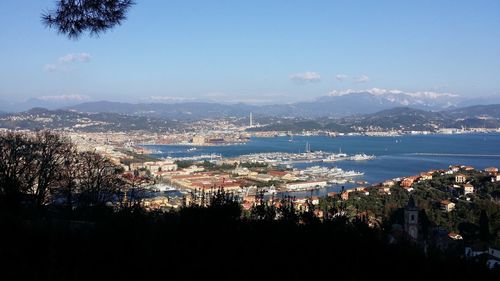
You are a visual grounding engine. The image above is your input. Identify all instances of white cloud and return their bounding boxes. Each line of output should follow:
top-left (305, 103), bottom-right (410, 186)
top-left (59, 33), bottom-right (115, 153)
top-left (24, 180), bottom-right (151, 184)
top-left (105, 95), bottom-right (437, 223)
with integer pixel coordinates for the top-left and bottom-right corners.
top-left (290, 71), bottom-right (321, 83)
top-left (43, 64), bottom-right (57, 72)
top-left (146, 96), bottom-right (196, 103)
top-left (327, 88), bottom-right (459, 98)
top-left (335, 74), bottom-right (348, 81)
top-left (353, 75), bottom-right (370, 83)
top-left (38, 94), bottom-right (90, 102)
top-left (58, 53), bottom-right (91, 63)
top-left (44, 52), bottom-right (91, 72)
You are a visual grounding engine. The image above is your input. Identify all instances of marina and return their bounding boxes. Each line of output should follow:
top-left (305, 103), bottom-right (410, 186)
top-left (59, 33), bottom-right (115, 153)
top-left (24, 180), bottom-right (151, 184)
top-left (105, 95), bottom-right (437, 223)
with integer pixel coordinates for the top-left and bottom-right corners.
top-left (145, 133), bottom-right (500, 187)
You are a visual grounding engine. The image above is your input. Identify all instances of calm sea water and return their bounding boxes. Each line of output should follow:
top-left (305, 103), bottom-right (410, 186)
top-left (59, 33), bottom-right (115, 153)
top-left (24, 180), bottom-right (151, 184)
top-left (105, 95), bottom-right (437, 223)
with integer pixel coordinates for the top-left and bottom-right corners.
top-left (144, 134), bottom-right (500, 197)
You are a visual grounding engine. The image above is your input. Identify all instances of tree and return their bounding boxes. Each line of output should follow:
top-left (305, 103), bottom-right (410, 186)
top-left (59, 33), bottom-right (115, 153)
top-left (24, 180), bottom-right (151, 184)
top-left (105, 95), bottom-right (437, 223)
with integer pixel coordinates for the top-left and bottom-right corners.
top-left (30, 131), bottom-right (74, 208)
top-left (76, 150), bottom-right (123, 207)
top-left (479, 210), bottom-right (491, 242)
top-left (42, 0), bottom-right (135, 39)
top-left (0, 132), bottom-right (37, 209)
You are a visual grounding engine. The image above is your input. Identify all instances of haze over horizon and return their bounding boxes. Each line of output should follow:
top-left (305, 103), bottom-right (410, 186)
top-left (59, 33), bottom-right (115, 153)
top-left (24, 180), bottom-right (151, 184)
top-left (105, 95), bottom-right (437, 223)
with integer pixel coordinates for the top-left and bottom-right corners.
top-left (1, 1), bottom-right (500, 105)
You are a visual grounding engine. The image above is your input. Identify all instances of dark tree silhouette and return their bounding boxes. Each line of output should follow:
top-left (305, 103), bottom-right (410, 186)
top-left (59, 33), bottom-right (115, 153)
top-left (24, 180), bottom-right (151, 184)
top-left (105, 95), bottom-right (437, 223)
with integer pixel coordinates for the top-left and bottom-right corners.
top-left (0, 132), bottom-right (37, 209)
top-left (76, 150), bottom-right (123, 207)
top-left (42, 0), bottom-right (135, 39)
top-left (479, 210), bottom-right (491, 242)
top-left (30, 131), bottom-right (74, 208)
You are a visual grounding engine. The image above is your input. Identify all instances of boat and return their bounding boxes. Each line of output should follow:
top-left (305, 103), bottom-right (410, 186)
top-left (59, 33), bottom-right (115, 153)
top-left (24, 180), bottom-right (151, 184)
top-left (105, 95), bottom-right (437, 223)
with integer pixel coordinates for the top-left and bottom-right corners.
top-left (264, 187), bottom-right (278, 195)
top-left (341, 170), bottom-right (364, 177)
top-left (322, 153), bottom-right (348, 162)
top-left (349, 154), bottom-right (375, 161)
top-left (150, 184), bottom-right (177, 192)
top-left (187, 147), bottom-right (197, 152)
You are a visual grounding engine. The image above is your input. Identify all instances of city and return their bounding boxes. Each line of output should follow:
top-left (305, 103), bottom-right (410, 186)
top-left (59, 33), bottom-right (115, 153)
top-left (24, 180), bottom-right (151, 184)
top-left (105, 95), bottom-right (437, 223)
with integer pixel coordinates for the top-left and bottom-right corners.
top-left (0, 1), bottom-right (499, 280)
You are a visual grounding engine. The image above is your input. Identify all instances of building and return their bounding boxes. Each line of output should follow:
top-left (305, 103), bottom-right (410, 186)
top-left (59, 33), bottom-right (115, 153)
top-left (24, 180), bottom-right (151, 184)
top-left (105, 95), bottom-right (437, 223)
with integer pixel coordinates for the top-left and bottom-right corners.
top-left (484, 167), bottom-right (498, 173)
top-left (491, 173), bottom-right (500, 182)
top-left (378, 186), bottom-right (391, 195)
top-left (404, 197), bottom-right (419, 240)
top-left (440, 200), bottom-right (455, 212)
top-left (419, 172), bottom-right (433, 180)
top-left (455, 174), bottom-right (466, 183)
top-left (401, 176), bottom-right (418, 188)
top-left (144, 161), bottom-right (177, 172)
top-left (382, 180), bottom-right (395, 187)
top-left (191, 135), bottom-right (206, 145)
top-left (486, 247), bottom-right (500, 269)
top-left (285, 181), bottom-right (328, 191)
top-left (340, 191), bottom-right (349, 201)
top-left (463, 183), bottom-right (474, 195)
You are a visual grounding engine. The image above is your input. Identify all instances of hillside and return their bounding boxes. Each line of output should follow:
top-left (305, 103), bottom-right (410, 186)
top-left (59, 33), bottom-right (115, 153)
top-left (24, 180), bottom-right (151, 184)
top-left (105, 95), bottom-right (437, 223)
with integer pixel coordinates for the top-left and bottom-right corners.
top-left (249, 105), bottom-right (500, 132)
top-left (0, 108), bottom-right (180, 132)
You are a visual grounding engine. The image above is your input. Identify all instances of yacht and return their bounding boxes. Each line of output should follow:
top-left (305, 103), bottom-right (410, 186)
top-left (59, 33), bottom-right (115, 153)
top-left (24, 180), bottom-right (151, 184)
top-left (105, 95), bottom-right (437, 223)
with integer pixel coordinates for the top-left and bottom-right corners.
top-left (342, 170), bottom-right (364, 177)
top-left (349, 154), bottom-right (375, 161)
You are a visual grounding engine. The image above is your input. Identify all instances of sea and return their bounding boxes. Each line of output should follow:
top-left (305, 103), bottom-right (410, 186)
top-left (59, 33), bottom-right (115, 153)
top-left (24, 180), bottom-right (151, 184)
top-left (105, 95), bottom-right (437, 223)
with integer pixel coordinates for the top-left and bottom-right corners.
top-left (143, 133), bottom-right (500, 197)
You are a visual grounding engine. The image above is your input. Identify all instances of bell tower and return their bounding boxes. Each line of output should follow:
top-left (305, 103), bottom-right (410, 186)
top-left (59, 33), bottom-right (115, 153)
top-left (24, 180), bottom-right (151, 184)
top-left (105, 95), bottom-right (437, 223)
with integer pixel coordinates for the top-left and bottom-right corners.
top-left (404, 197), bottom-right (419, 240)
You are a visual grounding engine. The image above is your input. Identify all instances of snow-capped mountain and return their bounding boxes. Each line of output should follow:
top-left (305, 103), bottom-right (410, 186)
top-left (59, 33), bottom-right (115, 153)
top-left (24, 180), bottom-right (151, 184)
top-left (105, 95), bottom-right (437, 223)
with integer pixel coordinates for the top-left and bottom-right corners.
top-left (324, 88), bottom-right (461, 109)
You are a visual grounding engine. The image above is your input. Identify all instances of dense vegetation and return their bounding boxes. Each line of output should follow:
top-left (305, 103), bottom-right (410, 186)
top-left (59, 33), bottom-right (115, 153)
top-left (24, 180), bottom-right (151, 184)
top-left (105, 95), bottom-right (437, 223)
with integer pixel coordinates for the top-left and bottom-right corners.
top-left (0, 131), bottom-right (499, 280)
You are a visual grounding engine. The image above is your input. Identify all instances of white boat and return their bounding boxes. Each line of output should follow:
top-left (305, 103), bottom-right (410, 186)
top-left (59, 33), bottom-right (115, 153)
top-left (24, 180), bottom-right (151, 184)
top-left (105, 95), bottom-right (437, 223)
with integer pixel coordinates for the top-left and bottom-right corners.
top-left (322, 153), bottom-right (348, 162)
top-left (349, 154), bottom-right (375, 161)
top-left (264, 187), bottom-right (278, 195)
top-left (150, 184), bottom-right (177, 192)
top-left (341, 170), bottom-right (364, 177)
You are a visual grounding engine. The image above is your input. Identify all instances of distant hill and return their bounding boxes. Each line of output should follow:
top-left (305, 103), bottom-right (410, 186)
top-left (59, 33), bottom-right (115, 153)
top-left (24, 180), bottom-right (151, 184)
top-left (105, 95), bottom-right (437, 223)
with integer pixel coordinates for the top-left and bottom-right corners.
top-left (0, 108), bottom-right (180, 132)
top-left (444, 104), bottom-right (500, 119)
top-left (67, 101), bottom-right (259, 120)
top-left (0, 96), bottom-right (90, 112)
top-left (249, 104), bottom-right (500, 132)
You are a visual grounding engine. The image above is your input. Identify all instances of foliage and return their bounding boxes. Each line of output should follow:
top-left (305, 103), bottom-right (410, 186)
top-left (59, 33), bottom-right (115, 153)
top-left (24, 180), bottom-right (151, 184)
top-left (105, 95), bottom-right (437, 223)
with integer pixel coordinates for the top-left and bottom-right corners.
top-left (42, 0), bottom-right (135, 39)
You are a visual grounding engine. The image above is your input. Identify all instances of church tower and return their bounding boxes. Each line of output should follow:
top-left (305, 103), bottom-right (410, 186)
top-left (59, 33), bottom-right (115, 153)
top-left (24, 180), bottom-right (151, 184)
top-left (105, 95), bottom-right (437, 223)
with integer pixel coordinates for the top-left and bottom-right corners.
top-left (404, 197), bottom-right (419, 240)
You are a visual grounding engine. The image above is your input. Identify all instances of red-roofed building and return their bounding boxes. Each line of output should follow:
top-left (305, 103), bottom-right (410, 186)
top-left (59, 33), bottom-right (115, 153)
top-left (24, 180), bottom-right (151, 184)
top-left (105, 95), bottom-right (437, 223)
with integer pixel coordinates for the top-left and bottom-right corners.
top-left (401, 176), bottom-right (419, 188)
top-left (485, 167), bottom-right (498, 173)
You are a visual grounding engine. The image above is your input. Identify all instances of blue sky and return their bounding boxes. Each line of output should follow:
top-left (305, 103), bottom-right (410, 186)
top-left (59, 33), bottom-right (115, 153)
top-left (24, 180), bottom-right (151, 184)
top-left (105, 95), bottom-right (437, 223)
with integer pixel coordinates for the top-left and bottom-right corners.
top-left (1, 0), bottom-right (500, 104)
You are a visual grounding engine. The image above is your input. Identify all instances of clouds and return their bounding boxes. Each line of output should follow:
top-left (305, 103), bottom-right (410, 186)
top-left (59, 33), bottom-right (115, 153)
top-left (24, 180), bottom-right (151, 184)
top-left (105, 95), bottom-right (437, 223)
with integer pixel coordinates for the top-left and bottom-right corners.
top-left (58, 53), bottom-right (91, 63)
top-left (38, 94), bottom-right (90, 102)
top-left (354, 75), bottom-right (370, 83)
top-left (290, 71), bottom-right (321, 83)
top-left (290, 72), bottom-right (371, 84)
top-left (44, 52), bottom-right (91, 72)
top-left (327, 88), bottom-right (458, 98)
top-left (145, 96), bottom-right (196, 103)
top-left (335, 74), bottom-right (348, 81)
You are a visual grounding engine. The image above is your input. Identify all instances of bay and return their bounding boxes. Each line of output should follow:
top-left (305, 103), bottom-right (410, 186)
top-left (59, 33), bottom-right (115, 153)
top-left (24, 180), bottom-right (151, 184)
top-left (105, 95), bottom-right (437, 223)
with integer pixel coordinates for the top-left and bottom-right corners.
top-left (144, 133), bottom-right (500, 197)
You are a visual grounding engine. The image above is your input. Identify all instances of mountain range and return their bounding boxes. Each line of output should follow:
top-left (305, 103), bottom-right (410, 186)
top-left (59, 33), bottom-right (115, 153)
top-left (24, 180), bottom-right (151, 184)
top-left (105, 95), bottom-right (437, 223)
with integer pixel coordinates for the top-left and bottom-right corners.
top-left (1, 104), bottom-right (499, 133)
top-left (3, 89), bottom-right (500, 119)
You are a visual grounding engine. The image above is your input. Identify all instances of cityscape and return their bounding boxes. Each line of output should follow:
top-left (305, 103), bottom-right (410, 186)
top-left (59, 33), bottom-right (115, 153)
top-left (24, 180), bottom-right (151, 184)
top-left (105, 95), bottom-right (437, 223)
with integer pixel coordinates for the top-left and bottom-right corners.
top-left (0, 1), bottom-right (499, 280)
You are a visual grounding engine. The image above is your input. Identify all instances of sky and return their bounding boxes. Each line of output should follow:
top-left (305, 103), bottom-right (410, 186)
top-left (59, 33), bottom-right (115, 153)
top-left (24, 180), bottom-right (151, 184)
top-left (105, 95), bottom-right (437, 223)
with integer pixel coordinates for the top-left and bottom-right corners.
top-left (1, 0), bottom-right (500, 105)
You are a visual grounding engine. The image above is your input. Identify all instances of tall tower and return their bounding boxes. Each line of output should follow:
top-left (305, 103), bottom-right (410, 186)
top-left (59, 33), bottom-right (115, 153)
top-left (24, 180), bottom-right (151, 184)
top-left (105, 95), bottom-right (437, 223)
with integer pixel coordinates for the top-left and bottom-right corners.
top-left (404, 197), bottom-right (419, 240)
top-left (249, 112), bottom-right (253, 127)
